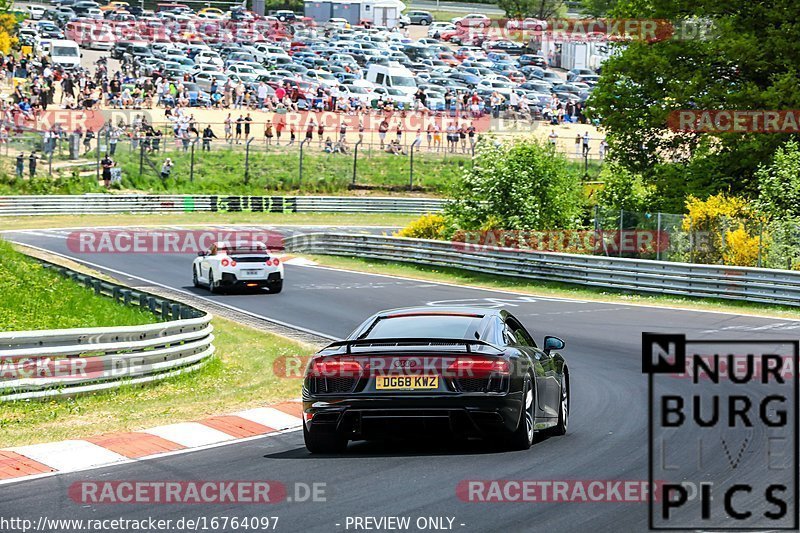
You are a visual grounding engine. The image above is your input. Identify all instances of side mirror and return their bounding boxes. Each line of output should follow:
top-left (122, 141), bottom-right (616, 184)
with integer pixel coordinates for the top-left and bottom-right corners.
top-left (543, 336), bottom-right (565, 354)
top-left (197, 251), bottom-right (207, 257)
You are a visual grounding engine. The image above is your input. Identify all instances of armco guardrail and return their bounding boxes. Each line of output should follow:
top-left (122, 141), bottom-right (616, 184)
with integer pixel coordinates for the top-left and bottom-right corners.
top-left (285, 233), bottom-right (800, 307)
top-left (0, 195), bottom-right (445, 216)
top-left (0, 260), bottom-right (214, 401)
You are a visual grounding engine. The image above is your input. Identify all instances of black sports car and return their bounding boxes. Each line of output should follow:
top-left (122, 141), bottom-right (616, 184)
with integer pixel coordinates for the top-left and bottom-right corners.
top-left (302, 307), bottom-right (569, 453)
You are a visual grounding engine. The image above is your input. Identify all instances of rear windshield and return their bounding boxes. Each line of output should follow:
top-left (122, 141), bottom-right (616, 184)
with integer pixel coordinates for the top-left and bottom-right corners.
top-left (232, 256), bottom-right (269, 263)
top-left (362, 315), bottom-right (483, 339)
top-left (220, 244), bottom-right (267, 254)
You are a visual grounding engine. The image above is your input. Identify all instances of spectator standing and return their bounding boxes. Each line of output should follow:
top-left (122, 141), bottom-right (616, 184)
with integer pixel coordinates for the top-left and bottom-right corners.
top-left (16, 152), bottom-right (24, 178)
top-left (202, 125), bottom-right (216, 151)
top-left (378, 118), bottom-right (389, 149)
top-left (224, 114), bottom-right (232, 144)
top-left (108, 127), bottom-right (119, 155)
top-left (264, 120), bottom-right (274, 146)
top-left (101, 153), bottom-right (113, 188)
top-left (28, 152), bottom-right (37, 178)
top-left (244, 113), bottom-right (253, 140)
top-left (235, 115), bottom-right (243, 144)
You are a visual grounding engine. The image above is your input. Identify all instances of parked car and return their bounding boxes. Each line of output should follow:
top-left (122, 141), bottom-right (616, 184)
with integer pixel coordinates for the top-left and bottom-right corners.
top-left (407, 10), bottom-right (433, 25)
top-left (452, 13), bottom-right (491, 28)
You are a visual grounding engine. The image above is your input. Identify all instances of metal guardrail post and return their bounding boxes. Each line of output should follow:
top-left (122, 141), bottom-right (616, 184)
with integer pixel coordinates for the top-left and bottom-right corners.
top-left (352, 140), bottom-right (361, 185)
top-left (96, 134), bottom-right (101, 182)
top-left (139, 140), bottom-right (145, 177)
top-left (409, 143), bottom-right (416, 190)
top-left (244, 137), bottom-right (254, 184)
top-left (190, 139), bottom-right (198, 182)
top-left (656, 212), bottom-right (662, 261)
top-left (299, 139), bottom-right (307, 189)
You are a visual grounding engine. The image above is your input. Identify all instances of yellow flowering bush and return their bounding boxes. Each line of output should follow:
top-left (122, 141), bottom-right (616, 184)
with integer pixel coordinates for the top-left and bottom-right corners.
top-left (396, 214), bottom-right (447, 240)
top-left (0, 14), bottom-right (18, 54)
top-left (681, 194), bottom-right (766, 265)
top-left (723, 224), bottom-right (762, 267)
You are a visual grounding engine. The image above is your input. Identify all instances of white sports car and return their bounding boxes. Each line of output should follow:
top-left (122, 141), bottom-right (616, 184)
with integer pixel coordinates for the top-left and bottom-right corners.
top-left (193, 241), bottom-right (284, 293)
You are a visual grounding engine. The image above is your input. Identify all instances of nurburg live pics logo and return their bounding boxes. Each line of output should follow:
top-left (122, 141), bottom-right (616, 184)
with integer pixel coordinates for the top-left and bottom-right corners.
top-left (642, 333), bottom-right (799, 530)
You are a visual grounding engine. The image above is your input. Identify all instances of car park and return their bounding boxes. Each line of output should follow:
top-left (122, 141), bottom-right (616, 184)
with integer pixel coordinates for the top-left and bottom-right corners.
top-left (17, 1), bottom-right (582, 128)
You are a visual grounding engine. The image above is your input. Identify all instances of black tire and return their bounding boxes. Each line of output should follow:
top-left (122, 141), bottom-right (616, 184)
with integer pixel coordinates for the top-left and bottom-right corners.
top-left (548, 372), bottom-right (569, 436)
top-left (267, 280), bottom-right (283, 294)
top-left (193, 267), bottom-right (200, 288)
top-left (208, 271), bottom-right (218, 294)
top-left (304, 423), bottom-right (347, 454)
top-left (507, 374), bottom-right (535, 450)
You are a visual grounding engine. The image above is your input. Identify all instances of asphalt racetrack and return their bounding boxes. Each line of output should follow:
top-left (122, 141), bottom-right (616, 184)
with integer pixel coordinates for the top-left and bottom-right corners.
top-left (2, 225), bottom-right (798, 532)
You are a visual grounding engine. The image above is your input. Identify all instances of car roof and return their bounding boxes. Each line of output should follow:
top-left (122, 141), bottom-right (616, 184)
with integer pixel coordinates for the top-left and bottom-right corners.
top-left (374, 306), bottom-right (501, 319)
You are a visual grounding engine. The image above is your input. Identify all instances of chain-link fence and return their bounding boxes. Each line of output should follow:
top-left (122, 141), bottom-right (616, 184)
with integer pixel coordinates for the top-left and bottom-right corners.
top-left (593, 207), bottom-right (800, 269)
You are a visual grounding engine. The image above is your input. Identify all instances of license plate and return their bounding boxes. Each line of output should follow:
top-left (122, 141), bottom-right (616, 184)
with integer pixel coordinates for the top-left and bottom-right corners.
top-left (376, 375), bottom-right (439, 390)
top-left (242, 269), bottom-right (261, 276)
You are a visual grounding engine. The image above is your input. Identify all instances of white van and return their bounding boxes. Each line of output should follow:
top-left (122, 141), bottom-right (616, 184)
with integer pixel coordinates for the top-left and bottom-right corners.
top-left (365, 63), bottom-right (417, 97)
top-left (49, 40), bottom-right (82, 69)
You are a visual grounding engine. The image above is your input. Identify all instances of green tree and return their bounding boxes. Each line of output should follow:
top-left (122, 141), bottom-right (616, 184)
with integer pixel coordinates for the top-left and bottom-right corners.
top-left (756, 139), bottom-right (800, 220)
top-left (445, 138), bottom-right (584, 230)
top-left (497, 0), bottom-right (565, 19)
top-left (594, 163), bottom-right (654, 211)
top-left (587, 0), bottom-right (800, 211)
top-left (579, 0), bottom-right (618, 17)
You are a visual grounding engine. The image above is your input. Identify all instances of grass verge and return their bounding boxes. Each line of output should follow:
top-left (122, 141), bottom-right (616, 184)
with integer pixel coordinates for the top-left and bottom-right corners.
top-left (304, 254), bottom-right (800, 320)
top-left (0, 148), bottom-right (472, 195)
top-left (0, 211), bottom-right (417, 231)
top-left (0, 316), bottom-right (309, 447)
top-left (0, 240), bottom-right (158, 331)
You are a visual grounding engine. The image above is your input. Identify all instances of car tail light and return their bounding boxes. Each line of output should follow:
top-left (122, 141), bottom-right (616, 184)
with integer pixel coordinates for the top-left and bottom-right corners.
top-left (308, 357), bottom-right (363, 377)
top-left (231, 260), bottom-right (237, 267)
top-left (221, 258), bottom-right (229, 266)
top-left (446, 357), bottom-right (510, 378)
top-left (272, 257), bottom-right (280, 265)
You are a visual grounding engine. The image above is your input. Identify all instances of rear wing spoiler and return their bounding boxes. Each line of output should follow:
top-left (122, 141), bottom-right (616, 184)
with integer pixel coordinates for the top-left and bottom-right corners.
top-left (323, 338), bottom-right (503, 354)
